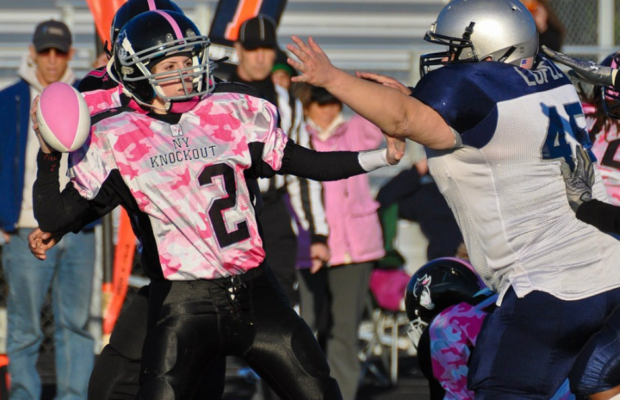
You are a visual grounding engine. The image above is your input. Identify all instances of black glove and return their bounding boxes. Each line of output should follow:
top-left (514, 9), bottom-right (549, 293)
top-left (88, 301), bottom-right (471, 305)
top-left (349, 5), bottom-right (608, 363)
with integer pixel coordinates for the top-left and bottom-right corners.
top-left (542, 45), bottom-right (617, 88)
top-left (561, 145), bottom-right (595, 212)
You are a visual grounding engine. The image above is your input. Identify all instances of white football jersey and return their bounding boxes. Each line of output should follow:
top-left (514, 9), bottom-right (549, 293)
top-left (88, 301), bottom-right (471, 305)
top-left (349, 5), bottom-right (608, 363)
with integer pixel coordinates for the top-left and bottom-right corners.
top-left (415, 58), bottom-right (620, 303)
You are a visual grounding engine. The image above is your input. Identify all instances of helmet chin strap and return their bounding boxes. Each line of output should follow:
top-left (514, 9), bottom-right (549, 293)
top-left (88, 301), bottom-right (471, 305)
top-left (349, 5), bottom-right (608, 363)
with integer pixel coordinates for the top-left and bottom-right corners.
top-left (107, 56), bottom-right (121, 84)
top-left (123, 88), bottom-right (200, 114)
top-left (454, 22), bottom-right (476, 61)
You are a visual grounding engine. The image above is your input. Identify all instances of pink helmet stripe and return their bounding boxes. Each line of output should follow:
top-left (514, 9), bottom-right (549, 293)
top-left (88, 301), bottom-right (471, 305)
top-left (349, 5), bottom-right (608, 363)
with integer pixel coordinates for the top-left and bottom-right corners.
top-left (153, 10), bottom-right (183, 40)
top-left (147, 0), bottom-right (157, 10)
top-left (436, 257), bottom-right (475, 272)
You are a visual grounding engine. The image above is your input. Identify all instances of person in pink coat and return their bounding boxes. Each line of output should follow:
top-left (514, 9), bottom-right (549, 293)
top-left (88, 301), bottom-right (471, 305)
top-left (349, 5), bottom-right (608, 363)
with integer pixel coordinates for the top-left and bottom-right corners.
top-left (296, 84), bottom-right (385, 400)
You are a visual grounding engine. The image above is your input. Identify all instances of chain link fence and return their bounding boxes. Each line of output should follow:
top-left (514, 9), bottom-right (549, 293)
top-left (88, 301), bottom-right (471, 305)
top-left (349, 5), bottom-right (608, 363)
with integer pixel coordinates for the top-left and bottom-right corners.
top-left (550, 0), bottom-right (598, 47)
top-left (549, 0), bottom-right (620, 59)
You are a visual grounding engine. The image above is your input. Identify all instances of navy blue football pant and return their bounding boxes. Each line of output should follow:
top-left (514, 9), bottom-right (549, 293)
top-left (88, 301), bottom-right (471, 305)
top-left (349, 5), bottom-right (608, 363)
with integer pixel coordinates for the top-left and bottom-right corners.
top-left (569, 304), bottom-right (620, 396)
top-left (136, 264), bottom-right (342, 400)
top-left (469, 286), bottom-right (620, 399)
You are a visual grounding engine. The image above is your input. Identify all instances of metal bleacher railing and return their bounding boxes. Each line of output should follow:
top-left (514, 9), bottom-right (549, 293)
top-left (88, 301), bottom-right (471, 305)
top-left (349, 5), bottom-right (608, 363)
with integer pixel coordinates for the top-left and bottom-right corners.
top-left (0, 0), bottom-right (444, 89)
top-left (0, 0), bottom-right (617, 89)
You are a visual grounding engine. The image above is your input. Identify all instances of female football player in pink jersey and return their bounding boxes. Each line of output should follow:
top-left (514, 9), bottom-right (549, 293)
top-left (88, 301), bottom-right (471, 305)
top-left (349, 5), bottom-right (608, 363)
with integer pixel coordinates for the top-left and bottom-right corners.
top-left (31, 9), bottom-right (402, 400)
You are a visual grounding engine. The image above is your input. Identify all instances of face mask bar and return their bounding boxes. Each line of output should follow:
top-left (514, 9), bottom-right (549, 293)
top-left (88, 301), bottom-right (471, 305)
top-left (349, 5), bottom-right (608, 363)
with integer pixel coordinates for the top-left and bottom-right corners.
top-left (603, 53), bottom-right (620, 119)
top-left (146, 52), bottom-right (213, 101)
top-left (406, 318), bottom-right (428, 350)
top-left (419, 25), bottom-right (477, 77)
top-left (118, 35), bottom-right (215, 101)
top-left (602, 85), bottom-right (620, 120)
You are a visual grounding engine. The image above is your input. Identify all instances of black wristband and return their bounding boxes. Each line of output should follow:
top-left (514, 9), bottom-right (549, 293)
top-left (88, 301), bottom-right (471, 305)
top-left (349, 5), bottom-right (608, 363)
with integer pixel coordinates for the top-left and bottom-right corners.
top-left (37, 149), bottom-right (62, 175)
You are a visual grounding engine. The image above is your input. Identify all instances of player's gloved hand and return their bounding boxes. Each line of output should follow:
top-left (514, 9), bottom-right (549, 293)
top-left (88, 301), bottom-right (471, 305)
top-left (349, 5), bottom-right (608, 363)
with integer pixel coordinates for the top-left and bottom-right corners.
top-left (561, 145), bottom-right (595, 212)
top-left (542, 45), bottom-right (618, 88)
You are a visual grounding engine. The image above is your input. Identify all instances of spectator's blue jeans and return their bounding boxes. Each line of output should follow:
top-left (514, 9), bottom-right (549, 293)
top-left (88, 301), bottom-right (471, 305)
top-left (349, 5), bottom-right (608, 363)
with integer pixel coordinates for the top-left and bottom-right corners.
top-left (3, 228), bottom-right (95, 400)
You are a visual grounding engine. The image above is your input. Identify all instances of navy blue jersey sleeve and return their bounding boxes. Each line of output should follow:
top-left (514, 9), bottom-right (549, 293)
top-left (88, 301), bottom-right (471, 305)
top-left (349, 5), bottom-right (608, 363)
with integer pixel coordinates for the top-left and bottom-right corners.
top-left (413, 59), bottom-right (572, 149)
top-left (412, 64), bottom-right (497, 136)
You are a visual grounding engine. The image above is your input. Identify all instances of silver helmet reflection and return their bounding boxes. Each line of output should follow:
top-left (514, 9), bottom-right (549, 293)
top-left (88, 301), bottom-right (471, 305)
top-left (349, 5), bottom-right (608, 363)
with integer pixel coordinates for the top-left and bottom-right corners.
top-left (420, 0), bottom-right (539, 76)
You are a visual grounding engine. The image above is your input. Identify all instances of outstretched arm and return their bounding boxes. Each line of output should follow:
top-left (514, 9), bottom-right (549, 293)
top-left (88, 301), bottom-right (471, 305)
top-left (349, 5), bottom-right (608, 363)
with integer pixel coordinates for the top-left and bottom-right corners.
top-left (280, 141), bottom-right (401, 181)
top-left (356, 71), bottom-right (413, 95)
top-left (542, 46), bottom-right (620, 90)
top-left (286, 36), bottom-right (455, 150)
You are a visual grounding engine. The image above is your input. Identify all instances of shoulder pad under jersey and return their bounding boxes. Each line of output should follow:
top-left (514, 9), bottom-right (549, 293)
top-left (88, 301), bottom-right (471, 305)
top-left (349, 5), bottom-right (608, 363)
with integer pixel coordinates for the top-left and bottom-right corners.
top-left (91, 106), bottom-right (136, 125)
top-left (78, 67), bottom-right (118, 93)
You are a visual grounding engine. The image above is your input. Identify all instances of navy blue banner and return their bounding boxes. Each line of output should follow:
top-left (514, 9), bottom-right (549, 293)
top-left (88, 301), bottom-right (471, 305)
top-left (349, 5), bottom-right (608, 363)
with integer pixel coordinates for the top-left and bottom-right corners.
top-left (209, 0), bottom-right (287, 48)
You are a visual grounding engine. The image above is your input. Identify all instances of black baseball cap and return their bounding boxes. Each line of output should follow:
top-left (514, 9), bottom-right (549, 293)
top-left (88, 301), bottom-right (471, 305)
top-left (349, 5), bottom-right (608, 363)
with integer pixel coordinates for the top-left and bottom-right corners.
top-left (310, 86), bottom-right (340, 105)
top-left (237, 15), bottom-right (277, 50)
top-left (33, 19), bottom-right (72, 53)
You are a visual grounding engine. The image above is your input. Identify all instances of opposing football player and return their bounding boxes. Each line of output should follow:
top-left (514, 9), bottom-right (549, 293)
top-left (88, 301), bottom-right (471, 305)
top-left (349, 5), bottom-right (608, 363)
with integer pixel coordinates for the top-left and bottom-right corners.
top-left (405, 257), bottom-right (487, 399)
top-left (288, 0), bottom-right (620, 398)
top-left (405, 257), bottom-right (575, 400)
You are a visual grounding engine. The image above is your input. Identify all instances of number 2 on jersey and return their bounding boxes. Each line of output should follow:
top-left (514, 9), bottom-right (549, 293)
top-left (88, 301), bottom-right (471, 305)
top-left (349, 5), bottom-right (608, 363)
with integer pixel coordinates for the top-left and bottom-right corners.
top-left (199, 163), bottom-right (250, 248)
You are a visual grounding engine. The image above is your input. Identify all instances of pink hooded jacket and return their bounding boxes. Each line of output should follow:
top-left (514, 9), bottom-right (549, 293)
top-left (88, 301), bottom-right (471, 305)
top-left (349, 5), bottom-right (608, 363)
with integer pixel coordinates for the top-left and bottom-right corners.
top-left (308, 114), bottom-right (385, 266)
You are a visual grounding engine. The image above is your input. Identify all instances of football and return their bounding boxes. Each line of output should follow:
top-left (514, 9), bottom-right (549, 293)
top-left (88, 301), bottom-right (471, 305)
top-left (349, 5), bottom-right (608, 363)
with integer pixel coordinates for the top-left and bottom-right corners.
top-left (36, 82), bottom-right (91, 153)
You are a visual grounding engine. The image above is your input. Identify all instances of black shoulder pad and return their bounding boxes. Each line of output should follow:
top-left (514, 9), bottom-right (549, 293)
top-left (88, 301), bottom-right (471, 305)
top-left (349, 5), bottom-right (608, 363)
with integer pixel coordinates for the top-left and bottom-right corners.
top-left (91, 106), bottom-right (135, 125)
top-left (213, 81), bottom-right (265, 100)
top-left (78, 67), bottom-right (118, 93)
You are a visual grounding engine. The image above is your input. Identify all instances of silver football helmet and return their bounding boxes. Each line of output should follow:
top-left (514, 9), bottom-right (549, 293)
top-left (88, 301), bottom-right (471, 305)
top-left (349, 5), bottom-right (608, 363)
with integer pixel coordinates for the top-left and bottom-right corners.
top-left (420, 0), bottom-right (539, 76)
top-left (601, 51), bottom-right (620, 119)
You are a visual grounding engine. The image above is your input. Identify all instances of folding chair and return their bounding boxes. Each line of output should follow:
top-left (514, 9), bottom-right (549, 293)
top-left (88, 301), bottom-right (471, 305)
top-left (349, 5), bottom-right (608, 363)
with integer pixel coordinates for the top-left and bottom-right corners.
top-left (358, 268), bottom-right (413, 386)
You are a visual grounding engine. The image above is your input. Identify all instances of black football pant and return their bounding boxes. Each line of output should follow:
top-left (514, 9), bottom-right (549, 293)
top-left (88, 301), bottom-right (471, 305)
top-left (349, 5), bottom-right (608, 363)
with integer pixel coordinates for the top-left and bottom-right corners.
top-left (87, 285), bottom-right (226, 399)
top-left (136, 264), bottom-right (342, 400)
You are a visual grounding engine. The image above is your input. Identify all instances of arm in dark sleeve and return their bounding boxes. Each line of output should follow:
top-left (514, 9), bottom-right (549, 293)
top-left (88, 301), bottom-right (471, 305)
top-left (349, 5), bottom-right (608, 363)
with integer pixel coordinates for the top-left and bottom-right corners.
top-left (576, 199), bottom-right (620, 234)
top-left (34, 150), bottom-right (117, 233)
top-left (280, 141), bottom-right (366, 181)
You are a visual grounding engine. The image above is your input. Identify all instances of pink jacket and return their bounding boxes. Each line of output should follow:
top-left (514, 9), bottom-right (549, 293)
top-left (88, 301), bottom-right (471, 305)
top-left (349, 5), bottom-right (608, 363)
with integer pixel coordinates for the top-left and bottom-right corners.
top-left (308, 114), bottom-right (385, 266)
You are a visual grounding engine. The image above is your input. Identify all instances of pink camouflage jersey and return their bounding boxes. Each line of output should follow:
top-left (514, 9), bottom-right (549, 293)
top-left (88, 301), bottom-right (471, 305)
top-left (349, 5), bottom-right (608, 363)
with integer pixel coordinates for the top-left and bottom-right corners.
top-left (583, 102), bottom-right (620, 205)
top-left (69, 86), bottom-right (288, 281)
top-left (429, 292), bottom-right (496, 399)
top-left (429, 291), bottom-right (574, 400)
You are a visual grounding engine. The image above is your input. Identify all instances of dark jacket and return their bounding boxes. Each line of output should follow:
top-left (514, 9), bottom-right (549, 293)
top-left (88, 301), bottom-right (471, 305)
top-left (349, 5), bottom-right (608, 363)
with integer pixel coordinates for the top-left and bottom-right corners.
top-left (0, 78), bottom-right (96, 232)
top-left (0, 79), bottom-right (36, 231)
